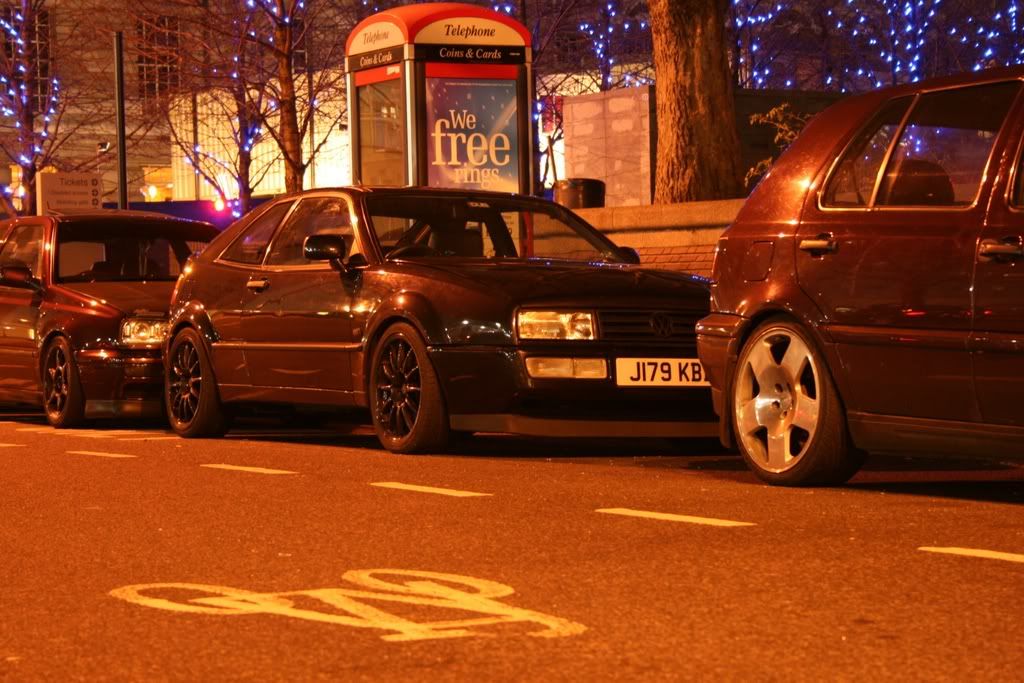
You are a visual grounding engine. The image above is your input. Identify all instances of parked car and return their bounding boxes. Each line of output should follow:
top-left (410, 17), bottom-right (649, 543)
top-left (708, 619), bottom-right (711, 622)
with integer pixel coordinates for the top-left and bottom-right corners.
top-left (698, 66), bottom-right (1024, 485)
top-left (164, 187), bottom-right (716, 452)
top-left (0, 212), bottom-right (218, 426)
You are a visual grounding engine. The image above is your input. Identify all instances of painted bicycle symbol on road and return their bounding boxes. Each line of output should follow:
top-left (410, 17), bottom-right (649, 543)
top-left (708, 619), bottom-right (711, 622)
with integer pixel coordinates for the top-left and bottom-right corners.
top-left (111, 569), bottom-right (586, 642)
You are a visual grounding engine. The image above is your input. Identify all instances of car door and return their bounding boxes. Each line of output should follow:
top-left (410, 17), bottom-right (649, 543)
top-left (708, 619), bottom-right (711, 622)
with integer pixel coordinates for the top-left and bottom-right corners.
top-left (971, 89), bottom-right (1024, 425)
top-left (241, 192), bottom-right (364, 401)
top-left (798, 81), bottom-right (1020, 422)
top-left (206, 200), bottom-right (295, 388)
top-left (0, 220), bottom-right (48, 402)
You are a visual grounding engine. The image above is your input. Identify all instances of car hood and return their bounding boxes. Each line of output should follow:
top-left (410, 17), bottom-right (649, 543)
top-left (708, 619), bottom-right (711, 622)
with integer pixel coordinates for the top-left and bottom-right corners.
top-left (55, 281), bottom-right (177, 317)
top-left (399, 260), bottom-right (710, 309)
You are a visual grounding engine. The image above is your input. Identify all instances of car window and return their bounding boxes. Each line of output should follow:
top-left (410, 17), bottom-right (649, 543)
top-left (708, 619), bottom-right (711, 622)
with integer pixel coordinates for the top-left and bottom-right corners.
top-left (264, 196), bottom-right (360, 266)
top-left (54, 220), bottom-right (216, 283)
top-left (220, 201), bottom-right (292, 264)
top-left (365, 195), bottom-right (623, 263)
top-left (0, 223), bottom-right (44, 279)
top-left (822, 98), bottom-right (912, 208)
top-left (876, 81), bottom-right (1021, 207)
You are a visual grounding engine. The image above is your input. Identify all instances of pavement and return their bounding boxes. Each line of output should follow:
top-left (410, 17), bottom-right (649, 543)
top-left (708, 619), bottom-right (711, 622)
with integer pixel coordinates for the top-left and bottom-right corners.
top-left (1, 410), bottom-right (1022, 680)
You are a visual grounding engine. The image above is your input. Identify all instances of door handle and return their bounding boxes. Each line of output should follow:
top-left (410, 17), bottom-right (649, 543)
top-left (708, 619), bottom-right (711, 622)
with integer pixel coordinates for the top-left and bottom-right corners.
top-left (246, 277), bottom-right (270, 292)
top-left (798, 233), bottom-right (837, 255)
top-left (978, 237), bottom-right (1024, 260)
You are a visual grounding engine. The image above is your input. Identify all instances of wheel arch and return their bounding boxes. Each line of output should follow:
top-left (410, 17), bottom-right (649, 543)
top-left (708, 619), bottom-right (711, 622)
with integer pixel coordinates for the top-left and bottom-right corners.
top-left (167, 301), bottom-right (219, 347)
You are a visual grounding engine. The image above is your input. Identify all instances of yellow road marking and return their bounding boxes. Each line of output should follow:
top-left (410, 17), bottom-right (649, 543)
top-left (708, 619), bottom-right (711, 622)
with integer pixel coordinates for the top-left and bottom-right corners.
top-left (0, 443), bottom-right (26, 448)
top-left (201, 464), bottom-right (297, 475)
top-left (111, 569), bottom-right (586, 642)
top-left (67, 450), bottom-right (137, 459)
top-left (919, 546), bottom-right (1024, 564)
top-left (371, 482), bottom-right (492, 498)
top-left (596, 507), bottom-right (755, 527)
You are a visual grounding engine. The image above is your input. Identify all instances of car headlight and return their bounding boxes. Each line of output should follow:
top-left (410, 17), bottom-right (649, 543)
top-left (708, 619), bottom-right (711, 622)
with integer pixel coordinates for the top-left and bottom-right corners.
top-left (516, 311), bottom-right (595, 340)
top-left (120, 318), bottom-right (169, 346)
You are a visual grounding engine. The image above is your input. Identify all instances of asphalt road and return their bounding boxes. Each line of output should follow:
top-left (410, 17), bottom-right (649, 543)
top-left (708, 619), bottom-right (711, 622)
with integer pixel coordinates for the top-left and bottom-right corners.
top-left (1, 410), bottom-right (1022, 680)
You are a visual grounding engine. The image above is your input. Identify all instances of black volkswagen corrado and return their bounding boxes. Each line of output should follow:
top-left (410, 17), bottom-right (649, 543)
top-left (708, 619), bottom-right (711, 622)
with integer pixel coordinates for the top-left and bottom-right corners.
top-left (0, 212), bottom-right (217, 426)
top-left (165, 188), bottom-right (716, 452)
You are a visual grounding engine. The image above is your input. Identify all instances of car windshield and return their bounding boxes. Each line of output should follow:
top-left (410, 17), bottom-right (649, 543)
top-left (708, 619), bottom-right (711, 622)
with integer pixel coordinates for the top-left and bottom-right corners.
top-left (55, 219), bottom-right (215, 283)
top-left (365, 194), bottom-right (625, 263)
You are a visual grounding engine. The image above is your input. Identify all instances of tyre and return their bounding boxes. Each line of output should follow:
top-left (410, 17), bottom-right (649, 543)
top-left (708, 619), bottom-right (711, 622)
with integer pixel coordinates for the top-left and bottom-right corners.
top-left (42, 337), bottom-right (86, 428)
top-left (165, 327), bottom-right (229, 438)
top-left (731, 317), bottom-right (864, 485)
top-left (369, 322), bottom-right (450, 453)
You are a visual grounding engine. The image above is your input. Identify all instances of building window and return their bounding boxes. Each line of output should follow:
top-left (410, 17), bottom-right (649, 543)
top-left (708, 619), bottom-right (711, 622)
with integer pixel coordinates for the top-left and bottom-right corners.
top-left (136, 16), bottom-right (181, 101)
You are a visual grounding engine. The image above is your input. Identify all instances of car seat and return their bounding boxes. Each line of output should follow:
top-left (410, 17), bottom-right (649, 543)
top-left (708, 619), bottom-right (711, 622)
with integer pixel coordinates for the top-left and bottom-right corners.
top-left (884, 159), bottom-right (956, 206)
top-left (427, 223), bottom-right (484, 257)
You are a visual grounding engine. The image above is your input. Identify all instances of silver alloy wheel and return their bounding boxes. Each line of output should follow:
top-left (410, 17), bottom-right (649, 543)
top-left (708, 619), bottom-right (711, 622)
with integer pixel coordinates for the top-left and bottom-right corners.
top-left (734, 325), bottom-right (821, 473)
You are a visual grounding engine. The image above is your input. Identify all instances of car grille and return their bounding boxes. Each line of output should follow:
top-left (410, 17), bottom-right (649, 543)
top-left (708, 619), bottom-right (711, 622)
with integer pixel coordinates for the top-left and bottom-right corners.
top-left (597, 309), bottom-right (703, 343)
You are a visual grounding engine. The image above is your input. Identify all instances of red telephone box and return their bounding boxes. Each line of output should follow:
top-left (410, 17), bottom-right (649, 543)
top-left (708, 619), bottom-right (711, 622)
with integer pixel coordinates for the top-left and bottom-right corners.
top-left (345, 3), bottom-right (533, 194)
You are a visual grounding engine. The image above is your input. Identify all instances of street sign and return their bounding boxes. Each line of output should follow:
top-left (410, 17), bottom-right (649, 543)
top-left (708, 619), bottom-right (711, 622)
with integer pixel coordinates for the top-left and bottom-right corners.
top-left (36, 172), bottom-right (104, 215)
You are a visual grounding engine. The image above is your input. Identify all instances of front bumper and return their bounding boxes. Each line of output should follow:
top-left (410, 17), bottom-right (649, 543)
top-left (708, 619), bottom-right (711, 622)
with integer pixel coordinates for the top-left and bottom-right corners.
top-left (695, 313), bottom-right (749, 447)
top-left (75, 348), bottom-right (164, 419)
top-left (429, 344), bottom-right (717, 438)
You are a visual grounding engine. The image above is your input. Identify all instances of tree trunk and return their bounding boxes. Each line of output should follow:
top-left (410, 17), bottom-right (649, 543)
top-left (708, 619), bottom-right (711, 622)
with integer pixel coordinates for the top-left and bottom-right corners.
top-left (274, 19), bottom-right (304, 194)
top-left (648, 0), bottom-right (743, 203)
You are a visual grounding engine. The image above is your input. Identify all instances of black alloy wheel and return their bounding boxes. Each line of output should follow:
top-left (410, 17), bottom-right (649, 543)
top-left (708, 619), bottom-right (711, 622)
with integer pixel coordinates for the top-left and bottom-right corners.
top-left (376, 337), bottom-right (421, 438)
top-left (165, 327), bottom-right (229, 438)
top-left (42, 337), bottom-right (85, 428)
top-left (370, 322), bottom-right (450, 453)
top-left (168, 338), bottom-right (201, 425)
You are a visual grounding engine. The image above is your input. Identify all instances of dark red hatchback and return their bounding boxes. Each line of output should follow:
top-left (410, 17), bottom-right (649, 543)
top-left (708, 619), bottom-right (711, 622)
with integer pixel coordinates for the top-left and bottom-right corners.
top-left (698, 66), bottom-right (1024, 485)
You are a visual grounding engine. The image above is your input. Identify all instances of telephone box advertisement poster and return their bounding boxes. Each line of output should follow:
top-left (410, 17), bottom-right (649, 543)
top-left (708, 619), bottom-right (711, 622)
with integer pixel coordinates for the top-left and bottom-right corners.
top-left (426, 78), bottom-right (519, 192)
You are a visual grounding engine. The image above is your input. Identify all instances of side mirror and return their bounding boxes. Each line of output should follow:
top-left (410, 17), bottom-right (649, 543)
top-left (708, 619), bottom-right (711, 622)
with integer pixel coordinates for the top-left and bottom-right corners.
top-left (618, 246), bottom-right (641, 265)
top-left (303, 233), bottom-right (350, 263)
top-left (0, 264), bottom-right (38, 289)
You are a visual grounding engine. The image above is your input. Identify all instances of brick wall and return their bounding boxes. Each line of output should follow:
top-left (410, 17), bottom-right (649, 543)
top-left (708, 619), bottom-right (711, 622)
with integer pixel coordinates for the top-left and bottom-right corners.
top-left (633, 245), bottom-right (718, 278)
top-left (575, 199), bottom-right (743, 278)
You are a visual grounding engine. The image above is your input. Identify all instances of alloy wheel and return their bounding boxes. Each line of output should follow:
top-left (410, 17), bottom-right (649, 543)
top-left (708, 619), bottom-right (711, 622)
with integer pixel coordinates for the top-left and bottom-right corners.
top-left (375, 337), bottom-right (422, 438)
top-left (169, 339), bottom-right (202, 424)
top-left (734, 327), bottom-right (821, 473)
top-left (44, 344), bottom-right (70, 417)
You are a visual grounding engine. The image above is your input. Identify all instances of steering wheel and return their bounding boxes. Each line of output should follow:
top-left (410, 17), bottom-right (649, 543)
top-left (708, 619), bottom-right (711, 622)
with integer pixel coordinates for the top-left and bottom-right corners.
top-left (387, 243), bottom-right (439, 260)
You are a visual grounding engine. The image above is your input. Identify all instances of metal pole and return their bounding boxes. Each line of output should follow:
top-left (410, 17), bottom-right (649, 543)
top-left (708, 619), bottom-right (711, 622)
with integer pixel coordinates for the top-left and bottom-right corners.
top-left (192, 92), bottom-right (201, 200)
top-left (114, 32), bottom-right (128, 209)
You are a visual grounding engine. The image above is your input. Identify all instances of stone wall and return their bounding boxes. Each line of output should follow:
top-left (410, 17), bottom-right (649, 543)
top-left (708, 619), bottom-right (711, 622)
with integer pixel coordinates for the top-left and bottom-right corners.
top-left (575, 199), bottom-right (745, 277)
top-left (563, 86), bottom-right (842, 207)
top-left (562, 89), bottom-right (654, 208)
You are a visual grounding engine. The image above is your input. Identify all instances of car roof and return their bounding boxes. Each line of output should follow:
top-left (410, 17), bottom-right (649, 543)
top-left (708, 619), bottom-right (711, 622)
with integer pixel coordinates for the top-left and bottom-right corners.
top-left (264, 185), bottom-right (548, 204)
top-left (0, 210), bottom-right (216, 232)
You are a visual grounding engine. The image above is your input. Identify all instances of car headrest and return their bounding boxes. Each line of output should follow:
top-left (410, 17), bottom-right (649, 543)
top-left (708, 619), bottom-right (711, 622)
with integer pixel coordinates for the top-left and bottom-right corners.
top-left (428, 225), bottom-right (484, 257)
top-left (885, 159), bottom-right (956, 206)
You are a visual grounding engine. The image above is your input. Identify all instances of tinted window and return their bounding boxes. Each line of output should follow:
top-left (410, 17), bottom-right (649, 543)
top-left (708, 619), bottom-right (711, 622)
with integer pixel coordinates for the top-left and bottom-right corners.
top-left (55, 220), bottom-right (214, 283)
top-left (823, 98), bottom-right (911, 207)
top-left (366, 195), bottom-right (624, 263)
top-left (220, 201), bottom-right (292, 264)
top-left (877, 82), bottom-right (1021, 207)
top-left (264, 196), bottom-right (359, 266)
top-left (0, 223), bottom-right (44, 279)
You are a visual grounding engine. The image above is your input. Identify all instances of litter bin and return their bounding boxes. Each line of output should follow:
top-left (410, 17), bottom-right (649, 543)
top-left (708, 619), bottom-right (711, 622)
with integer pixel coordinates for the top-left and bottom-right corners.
top-left (553, 178), bottom-right (605, 209)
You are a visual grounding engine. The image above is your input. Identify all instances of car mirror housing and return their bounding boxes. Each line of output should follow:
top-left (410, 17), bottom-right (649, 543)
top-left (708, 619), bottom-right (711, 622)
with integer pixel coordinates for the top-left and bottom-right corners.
top-left (618, 246), bottom-right (641, 265)
top-left (0, 264), bottom-right (39, 289)
top-left (303, 234), bottom-right (350, 263)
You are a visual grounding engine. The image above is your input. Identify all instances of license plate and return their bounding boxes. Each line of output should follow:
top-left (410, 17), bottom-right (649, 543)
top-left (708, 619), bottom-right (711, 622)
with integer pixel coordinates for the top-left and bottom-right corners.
top-left (615, 358), bottom-right (709, 387)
